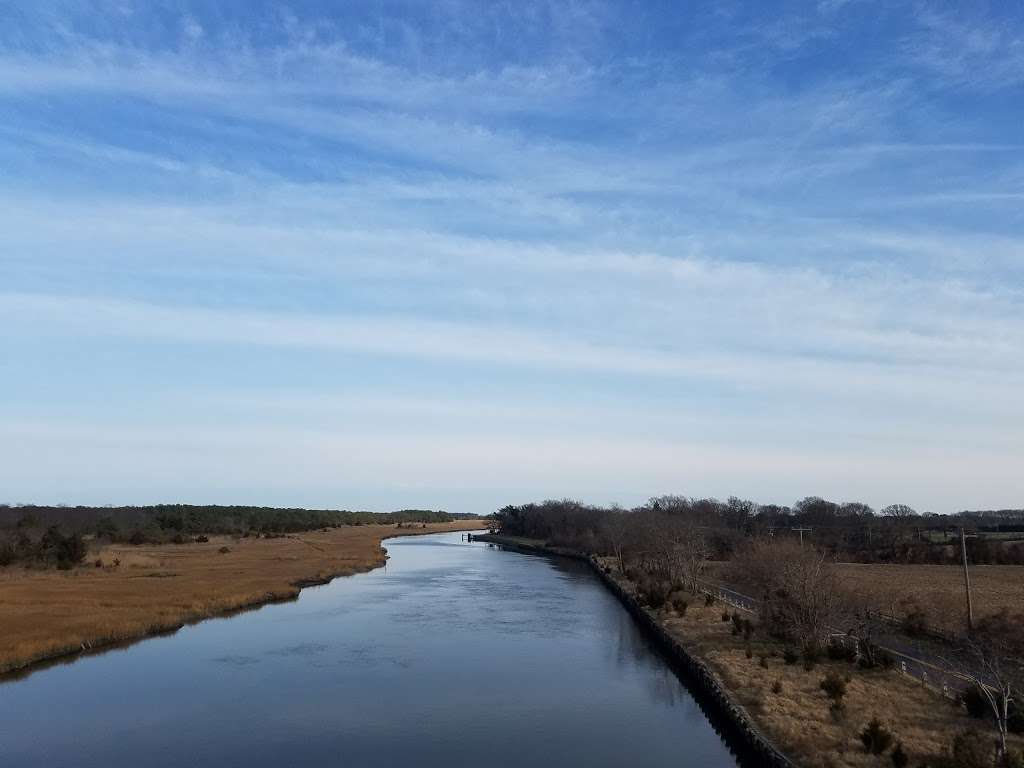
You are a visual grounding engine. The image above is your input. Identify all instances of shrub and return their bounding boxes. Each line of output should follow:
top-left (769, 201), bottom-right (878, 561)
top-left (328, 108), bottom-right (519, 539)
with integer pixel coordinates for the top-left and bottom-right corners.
top-left (901, 603), bottom-right (930, 637)
top-left (172, 533), bottom-right (188, 545)
top-left (0, 542), bottom-right (14, 566)
top-left (721, 610), bottom-right (731, 622)
top-left (783, 647), bottom-right (799, 665)
top-left (759, 654), bottom-right (769, 668)
top-left (859, 717), bottom-right (894, 755)
top-left (218, 546), bottom-right (231, 554)
top-left (820, 672), bottom-right (848, 703)
top-left (196, 535), bottom-right (209, 543)
top-left (704, 592), bottom-right (716, 607)
top-left (672, 597), bottom-right (689, 616)
top-left (112, 557), bottom-right (120, 567)
top-left (828, 642), bottom-right (856, 663)
top-left (961, 684), bottom-right (990, 720)
top-left (745, 646), bottom-right (753, 659)
top-left (950, 729), bottom-right (992, 768)
top-left (639, 579), bottom-right (670, 609)
top-left (1009, 698), bottom-right (1024, 735)
top-left (128, 530), bottom-right (147, 546)
top-left (771, 679), bottom-right (783, 695)
top-left (860, 647), bottom-right (895, 670)
top-left (890, 741), bottom-right (908, 768)
top-left (94, 558), bottom-right (103, 568)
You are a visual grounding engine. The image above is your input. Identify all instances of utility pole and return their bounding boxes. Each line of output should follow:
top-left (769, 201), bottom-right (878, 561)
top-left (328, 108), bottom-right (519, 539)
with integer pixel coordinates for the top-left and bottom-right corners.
top-left (792, 527), bottom-right (812, 547)
top-left (960, 527), bottom-right (975, 632)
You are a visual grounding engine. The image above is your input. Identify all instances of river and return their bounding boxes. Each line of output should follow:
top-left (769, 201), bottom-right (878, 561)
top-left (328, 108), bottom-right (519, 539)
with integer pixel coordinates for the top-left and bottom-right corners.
top-left (0, 531), bottom-right (740, 767)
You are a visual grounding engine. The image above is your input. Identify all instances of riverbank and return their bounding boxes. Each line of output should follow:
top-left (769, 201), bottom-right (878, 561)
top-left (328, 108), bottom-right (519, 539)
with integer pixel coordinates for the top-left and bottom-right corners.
top-left (475, 534), bottom-right (1019, 768)
top-left (0, 521), bottom-right (485, 676)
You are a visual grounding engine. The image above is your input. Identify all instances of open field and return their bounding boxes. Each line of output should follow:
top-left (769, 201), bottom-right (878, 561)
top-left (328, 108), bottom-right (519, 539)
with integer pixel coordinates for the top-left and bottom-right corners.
top-left (834, 563), bottom-right (1024, 634)
top-left (0, 521), bottom-right (484, 675)
top-left (656, 595), bottom-right (1023, 768)
top-left (709, 561), bottom-right (1024, 635)
top-left (585, 560), bottom-right (1024, 768)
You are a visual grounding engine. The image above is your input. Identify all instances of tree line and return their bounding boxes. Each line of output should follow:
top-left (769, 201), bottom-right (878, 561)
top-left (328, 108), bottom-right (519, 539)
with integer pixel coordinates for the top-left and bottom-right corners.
top-left (497, 496), bottom-right (1024, 565)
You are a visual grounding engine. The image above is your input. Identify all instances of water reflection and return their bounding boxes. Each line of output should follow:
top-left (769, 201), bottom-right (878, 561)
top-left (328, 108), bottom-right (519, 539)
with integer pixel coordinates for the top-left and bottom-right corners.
top-left (0, 531), bottom-right (740, 768)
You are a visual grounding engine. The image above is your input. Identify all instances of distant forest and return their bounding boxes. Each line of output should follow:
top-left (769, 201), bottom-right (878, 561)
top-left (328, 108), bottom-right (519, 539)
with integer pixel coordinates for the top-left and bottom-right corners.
top-left (0, 504), bottom-right (473, 535)
top-left (0, 504), bottom-right (475, 568)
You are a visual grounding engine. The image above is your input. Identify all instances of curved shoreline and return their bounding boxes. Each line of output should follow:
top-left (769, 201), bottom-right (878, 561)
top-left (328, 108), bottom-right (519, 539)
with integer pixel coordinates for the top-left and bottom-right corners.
top-left (474, 533), bottom-right (795, 768)
top-left (0, 523), bottom-right (486, 681)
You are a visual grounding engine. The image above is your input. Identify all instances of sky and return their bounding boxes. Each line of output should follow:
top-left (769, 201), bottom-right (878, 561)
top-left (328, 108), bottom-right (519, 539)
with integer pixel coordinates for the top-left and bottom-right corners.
top-left (0, 1), bottom-right (1022, 514)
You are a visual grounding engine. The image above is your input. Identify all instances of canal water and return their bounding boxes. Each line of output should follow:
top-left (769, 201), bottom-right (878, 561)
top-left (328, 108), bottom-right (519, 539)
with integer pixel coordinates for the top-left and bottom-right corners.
top-left (0, 531), bottom-right (739, 767)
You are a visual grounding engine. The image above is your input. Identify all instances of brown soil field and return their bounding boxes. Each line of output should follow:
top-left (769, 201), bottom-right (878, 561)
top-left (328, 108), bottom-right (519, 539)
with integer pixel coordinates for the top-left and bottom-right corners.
top-left (709, 560), bottom-right (1024, 635)
top-left (834, 563), bottom-right (1024, 634)
top-left (0, 521), bottom-right (484, 675)
top-left (600, 563), bottom-right (1024, 768)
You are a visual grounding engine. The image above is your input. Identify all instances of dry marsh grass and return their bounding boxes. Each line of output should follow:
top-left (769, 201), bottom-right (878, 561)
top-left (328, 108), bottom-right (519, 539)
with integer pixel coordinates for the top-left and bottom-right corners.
top-left (656, 597), bottom-right (1023, 767)
top-left (0, 521), bottom-right (483, 675)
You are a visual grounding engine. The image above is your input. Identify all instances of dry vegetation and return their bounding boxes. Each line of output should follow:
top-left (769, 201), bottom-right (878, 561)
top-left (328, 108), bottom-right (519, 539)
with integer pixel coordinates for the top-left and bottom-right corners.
top-left (0, 521), bottom-right (483, 675)
top-left (607, 568), bottom-right (1024, 768)
top-left (834, 563), bottom-right (1024, 634)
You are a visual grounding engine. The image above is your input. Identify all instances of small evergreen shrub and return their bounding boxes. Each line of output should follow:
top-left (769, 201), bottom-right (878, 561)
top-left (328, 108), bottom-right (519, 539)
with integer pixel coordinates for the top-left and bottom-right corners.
top-left (961, 684), bottom-right (990, 720)
top-left (820, 672), bottom-right (847, 703)
top-left (859, 717), bottom-right (894, 755)
top-left (890, 741), bottom-right (908, 768)
top-left (783, 647), bottom-right (799, 665)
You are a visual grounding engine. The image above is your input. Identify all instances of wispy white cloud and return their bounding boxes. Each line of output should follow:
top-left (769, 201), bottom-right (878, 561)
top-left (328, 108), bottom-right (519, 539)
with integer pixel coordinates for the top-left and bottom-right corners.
top-left (1, 2), bottom-right (1022, 511)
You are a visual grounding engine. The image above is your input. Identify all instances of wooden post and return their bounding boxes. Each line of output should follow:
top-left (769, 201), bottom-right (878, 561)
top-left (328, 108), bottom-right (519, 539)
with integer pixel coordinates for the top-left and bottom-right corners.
top-left (960, 527), bottom-right (974, 632)
top-left (792, 527), bottom-right (812, 547)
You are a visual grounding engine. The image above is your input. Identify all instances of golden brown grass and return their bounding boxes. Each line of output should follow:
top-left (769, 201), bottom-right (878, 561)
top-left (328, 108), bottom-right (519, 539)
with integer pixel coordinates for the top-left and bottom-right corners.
top-left (834, 562), bottom-right (1024, 634)
top-left (0, 521), bottom-right (484, 675)
top-left (650, 594), bottom-right (1022, 767)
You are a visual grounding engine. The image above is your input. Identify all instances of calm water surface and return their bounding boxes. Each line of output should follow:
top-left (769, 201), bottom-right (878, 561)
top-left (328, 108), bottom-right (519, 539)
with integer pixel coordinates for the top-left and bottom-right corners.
top-left (1, 532), bottom-right (739, 767)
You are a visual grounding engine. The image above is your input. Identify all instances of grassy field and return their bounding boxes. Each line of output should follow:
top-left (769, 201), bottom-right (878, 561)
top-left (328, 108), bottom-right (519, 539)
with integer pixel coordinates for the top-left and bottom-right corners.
top-left (0, 521), bottom-right (484, 675)
top-left (658, 595), bottom-right (1022, 768)
top-left (834, 563), bottom-right (1024, 634)
top-left (595, 564), bottom-right (1023, 768)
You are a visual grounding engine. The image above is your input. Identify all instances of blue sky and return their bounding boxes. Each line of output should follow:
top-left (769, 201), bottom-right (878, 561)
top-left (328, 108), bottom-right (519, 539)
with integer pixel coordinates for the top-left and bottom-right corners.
top-left (0, 0), bottom-right (1022, 514)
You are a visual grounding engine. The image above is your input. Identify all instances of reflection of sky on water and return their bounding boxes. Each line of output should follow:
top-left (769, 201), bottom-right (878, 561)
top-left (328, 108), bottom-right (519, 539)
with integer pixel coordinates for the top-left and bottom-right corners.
top-left (0, 532), bottom-right (739, 768)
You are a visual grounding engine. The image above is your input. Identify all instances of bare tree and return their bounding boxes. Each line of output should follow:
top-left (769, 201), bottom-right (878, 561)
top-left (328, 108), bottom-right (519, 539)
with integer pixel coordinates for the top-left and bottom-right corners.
top-left (732, 538), bottom-right (841, 650)
top-left (680, 527), bottom-right (711, 592)
top-left (601, 510), bottom-right (631, 573)
top-left (952, 610), bottom-right (1024, 762)
top-left (881, 503), bottom-right (918, 518)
